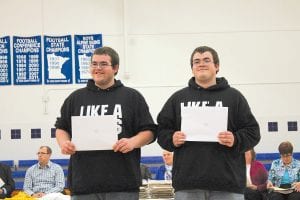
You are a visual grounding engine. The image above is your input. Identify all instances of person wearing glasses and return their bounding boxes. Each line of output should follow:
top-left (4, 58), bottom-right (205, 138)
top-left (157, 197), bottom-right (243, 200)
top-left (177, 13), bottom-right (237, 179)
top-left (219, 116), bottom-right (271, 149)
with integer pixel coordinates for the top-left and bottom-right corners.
top-left (156, 150), bottom-right (173, 180)
top-left (0, 162), bottom-right (15, 199)
top-left (267, 141), bottom-right (300, 200)
top-left (156, 46), bottom-right (260, 200)
top-left (55, 46), bottom-right (156, 200)
top-left (23, 146), bottom-right (65, 198)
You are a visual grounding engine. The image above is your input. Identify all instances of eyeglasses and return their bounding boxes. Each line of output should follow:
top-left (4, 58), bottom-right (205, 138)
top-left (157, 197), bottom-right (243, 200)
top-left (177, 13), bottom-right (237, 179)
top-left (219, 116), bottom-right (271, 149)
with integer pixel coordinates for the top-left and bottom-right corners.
top-left (90, 62), bottom-right (112, 69)
top-left (37, 152), bottom-right (49, 155)
top-left (192, 58), bottom-right (213, 66)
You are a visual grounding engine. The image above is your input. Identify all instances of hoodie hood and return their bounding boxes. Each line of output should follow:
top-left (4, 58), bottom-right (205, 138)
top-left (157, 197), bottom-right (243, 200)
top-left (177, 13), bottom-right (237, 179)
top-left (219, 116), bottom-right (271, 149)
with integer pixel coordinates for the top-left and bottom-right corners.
top-left (188, 77), bottom-right (230, 91)
top-left (86, 79), bottom-right (123, 92)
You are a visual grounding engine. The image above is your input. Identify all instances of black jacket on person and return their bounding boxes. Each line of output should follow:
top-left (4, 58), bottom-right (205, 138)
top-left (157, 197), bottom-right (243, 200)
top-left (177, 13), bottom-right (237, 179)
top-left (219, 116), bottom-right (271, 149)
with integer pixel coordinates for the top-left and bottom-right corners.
top-left (0, 163), bottom-right (15, 198)
top-left (55, 79), bottom-right (157, 195)
top-left (157, 77), bottom-right (260, 193)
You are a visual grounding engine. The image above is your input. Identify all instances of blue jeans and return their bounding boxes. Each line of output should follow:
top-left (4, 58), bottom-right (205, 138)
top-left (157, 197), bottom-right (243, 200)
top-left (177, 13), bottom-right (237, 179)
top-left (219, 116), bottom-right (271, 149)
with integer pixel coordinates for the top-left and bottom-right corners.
top-left (175, 189), bottom-right (244, 200)
top-left (71, 192), bottom-right (139, 200)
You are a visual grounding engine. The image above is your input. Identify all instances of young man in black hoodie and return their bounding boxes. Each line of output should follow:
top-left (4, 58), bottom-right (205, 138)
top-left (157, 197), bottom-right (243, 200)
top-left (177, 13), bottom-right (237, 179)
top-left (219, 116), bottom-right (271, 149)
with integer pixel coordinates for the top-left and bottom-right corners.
top-left (157, 46), bottom-right (260, 200)
top-left (55, 46), bottom-right (156, 200)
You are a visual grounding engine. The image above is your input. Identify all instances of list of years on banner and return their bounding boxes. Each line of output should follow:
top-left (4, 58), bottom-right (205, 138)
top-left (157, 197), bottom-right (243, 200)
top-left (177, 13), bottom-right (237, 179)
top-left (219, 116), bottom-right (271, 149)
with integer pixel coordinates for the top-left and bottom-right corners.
top-left (0, 37), bottom-right (9, 83)
top-left (16, 54), bottom-right (40, 81)
top-left (0, 55), bottom-right (9, 83)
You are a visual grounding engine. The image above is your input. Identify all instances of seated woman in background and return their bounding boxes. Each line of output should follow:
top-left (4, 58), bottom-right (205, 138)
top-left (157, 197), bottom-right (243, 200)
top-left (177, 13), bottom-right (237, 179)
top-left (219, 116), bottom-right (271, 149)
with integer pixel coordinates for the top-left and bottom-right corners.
top-left (267, 141), bottom-right (300, 200)
top-left (244, 148), bottom-right (268, 200)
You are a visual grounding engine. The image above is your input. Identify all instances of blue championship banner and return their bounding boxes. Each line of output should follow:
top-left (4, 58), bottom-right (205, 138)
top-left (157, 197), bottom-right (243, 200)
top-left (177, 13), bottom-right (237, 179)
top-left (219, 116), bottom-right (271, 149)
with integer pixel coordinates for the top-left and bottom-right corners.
top-left (0, 36), bottom-right (11, 85)
top-left (44, 35), bottom-right (72, 84)
top-left (74, 34), bottom-right (102, 84)
top-left (13, 36), bottom-right (42, 85)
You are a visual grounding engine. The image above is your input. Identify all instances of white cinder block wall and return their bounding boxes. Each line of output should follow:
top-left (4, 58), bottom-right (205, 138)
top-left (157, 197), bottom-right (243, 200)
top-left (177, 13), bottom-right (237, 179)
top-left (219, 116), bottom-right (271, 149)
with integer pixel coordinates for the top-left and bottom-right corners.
top-left (1, 0), bottom-right (300, 162)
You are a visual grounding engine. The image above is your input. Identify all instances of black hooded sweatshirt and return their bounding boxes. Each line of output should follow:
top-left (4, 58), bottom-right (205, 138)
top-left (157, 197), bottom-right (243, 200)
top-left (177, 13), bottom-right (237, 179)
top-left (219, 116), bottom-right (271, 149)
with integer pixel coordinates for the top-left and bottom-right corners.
top-left (157, 77), bottom-right (260, 193)
top-left (55, 79), bottom-right (156, 194)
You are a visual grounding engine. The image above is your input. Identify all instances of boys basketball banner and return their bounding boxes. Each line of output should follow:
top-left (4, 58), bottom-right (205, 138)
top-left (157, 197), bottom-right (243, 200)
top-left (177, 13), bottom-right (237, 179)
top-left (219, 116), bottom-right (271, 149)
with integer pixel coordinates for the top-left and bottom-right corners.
top-left (74, 34), bottom-right (102, 84)
top-left (44, 35), bottom-right (72, 84)
top-left (0, 36), bottom-right (11, 85)
top-left (13, 36), bottom-right (42, 85)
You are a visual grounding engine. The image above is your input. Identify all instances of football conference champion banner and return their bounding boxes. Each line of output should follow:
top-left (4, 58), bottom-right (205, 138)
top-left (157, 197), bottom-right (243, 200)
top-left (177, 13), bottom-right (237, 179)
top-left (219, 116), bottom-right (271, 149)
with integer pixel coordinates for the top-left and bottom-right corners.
top-left (0, 36), bottom-right (11, 85)
top-left (44, 35), bottom-right (72, 84)
top-left (74, 34), bottom-right (102, 84)
top-left (13, 36), bottom-right (42, 85)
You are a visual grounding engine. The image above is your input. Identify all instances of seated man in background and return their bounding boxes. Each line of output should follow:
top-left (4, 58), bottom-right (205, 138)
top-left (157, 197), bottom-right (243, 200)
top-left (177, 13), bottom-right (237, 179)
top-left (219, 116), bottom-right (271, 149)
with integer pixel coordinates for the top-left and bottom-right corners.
top-left (267, 141), bottom-right (300, 200)
top-left (156, 150), bottom-right (173, 180)
top-left (140, 164), bottom-right (152, 181)
top-left (244, 148), bottom-right (268, 200)
top-left (0, 162), bottom-right (15, 198)
top-left (23, 146), bottom-right (65, 198)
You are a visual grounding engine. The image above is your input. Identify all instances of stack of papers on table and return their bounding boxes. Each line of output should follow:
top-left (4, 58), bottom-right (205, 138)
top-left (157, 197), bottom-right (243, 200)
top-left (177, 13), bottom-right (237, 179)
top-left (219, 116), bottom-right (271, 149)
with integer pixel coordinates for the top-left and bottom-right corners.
top-left (139, 180), bottom-right (174, 199)
top-left (139, 185), bottom-right (148, 199)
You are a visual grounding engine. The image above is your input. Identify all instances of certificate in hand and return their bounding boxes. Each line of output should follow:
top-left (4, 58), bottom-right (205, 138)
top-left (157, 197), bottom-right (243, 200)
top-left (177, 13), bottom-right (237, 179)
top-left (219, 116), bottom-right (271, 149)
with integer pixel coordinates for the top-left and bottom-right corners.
top-left (71, 115), bottom-right (118, 151)
top-left (181, 106), bottom-right (228, 142)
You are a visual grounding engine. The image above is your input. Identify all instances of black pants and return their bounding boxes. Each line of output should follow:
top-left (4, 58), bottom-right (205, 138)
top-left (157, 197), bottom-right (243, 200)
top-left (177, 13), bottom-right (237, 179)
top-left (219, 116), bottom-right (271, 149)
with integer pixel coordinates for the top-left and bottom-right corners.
top-left (244, 188), bottom-right (267, 200)
top-left (267, 192), bottom-right (300, 200)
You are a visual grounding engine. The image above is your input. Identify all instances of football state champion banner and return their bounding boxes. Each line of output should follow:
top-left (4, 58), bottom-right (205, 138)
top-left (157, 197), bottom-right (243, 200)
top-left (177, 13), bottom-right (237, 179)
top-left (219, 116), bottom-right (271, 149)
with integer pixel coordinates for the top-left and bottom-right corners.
top-left (74, 34), bottom-right (102, 84)
top-left (0, 36), bottom-right (11, 85)
top-left (13, 36), bottom-right (42, 85)
top-left (44, 35), bottom-right (72, 84)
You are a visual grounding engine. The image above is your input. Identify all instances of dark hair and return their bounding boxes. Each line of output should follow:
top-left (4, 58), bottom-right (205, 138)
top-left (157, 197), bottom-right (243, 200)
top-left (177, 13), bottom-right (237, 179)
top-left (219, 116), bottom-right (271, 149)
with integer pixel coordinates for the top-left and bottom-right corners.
top-left (92, 46), bottom-right (119, 75)
top-left (190, 46), bottom-right (220, 72)
top-left (278, 141), bottom-right (293, 155)
top-left (248, 148), bottom-right (256, 162)
top-left (40, 146), bottom-right (52, 154)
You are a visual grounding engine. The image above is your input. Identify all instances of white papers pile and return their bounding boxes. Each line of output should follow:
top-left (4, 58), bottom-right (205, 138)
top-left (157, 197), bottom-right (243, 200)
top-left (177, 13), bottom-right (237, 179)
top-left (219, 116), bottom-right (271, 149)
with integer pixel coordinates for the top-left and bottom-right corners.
top-left (139, 180), bottom-right (174, 199)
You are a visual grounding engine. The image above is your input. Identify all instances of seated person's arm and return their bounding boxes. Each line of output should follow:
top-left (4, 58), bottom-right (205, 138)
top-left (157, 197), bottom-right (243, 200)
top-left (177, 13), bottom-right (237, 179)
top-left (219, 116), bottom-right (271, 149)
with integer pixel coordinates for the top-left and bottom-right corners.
top-left (256, 163), bottom-right (268, 191)
top-left (23, 169), bottom-right (35, 196)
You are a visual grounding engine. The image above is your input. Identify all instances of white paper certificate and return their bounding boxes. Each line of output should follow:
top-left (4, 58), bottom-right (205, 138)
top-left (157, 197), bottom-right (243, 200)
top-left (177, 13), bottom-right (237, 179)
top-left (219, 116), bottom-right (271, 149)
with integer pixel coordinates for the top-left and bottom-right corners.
top-left (71, 115), bottom-right (118, 151)
top-left (181, 106), bottom-right (228, 142)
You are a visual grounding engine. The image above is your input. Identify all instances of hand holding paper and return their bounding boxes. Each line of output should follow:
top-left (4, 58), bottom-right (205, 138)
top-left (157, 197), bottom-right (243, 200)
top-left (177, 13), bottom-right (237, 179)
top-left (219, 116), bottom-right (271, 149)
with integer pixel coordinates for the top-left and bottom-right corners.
top-left (218, 131), bottom-right (235, 147)
top-left (172, 131), bottom-right (186, 147)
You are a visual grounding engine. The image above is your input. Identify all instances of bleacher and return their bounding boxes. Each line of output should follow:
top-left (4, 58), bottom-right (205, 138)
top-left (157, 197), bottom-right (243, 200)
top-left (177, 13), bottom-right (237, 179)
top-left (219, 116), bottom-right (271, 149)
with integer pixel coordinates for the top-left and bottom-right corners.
top-left (0, 159), bottom-right (70, 190)
top-left (0, 160), bottom-right (14, 168)
top-left (256, 152), bottom-right (300, 170)
top-left (1, 152), bottom-right (300, 191)
top-left (141, 156), bottom-right (164, 179)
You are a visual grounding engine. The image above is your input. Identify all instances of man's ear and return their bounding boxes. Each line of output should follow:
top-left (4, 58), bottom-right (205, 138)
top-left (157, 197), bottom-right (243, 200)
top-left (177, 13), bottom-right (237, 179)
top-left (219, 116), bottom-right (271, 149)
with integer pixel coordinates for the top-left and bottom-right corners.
top-left (113, 64), bottom-right (119, 75)
top-left (215, 64), bottom-right (220, 74)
